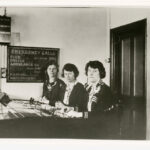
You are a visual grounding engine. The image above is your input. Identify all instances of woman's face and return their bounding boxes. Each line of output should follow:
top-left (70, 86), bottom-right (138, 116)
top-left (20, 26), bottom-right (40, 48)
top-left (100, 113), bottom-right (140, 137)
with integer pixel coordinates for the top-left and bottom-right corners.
top-left (64, 70), bottom-right (76, 83)
top-left (47, 64), bottom-right (58, 78)
top-left (87, 66), bottom-right (100, 83)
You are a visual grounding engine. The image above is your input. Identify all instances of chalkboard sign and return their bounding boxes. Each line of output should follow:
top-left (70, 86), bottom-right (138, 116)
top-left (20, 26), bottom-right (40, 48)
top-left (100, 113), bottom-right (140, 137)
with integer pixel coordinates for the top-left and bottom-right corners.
top-left (7, 46), bottom-right (59, 82)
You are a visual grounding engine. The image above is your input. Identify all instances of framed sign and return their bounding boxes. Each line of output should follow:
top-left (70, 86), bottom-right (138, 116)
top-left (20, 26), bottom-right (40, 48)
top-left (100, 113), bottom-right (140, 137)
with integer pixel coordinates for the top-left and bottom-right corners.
top-left (7, 46), bottom-right (59, 82)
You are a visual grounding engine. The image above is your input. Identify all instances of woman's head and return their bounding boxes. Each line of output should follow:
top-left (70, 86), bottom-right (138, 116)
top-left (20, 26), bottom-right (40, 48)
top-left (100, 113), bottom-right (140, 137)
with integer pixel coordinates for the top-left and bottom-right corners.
top-left (62, 63), bottom-right (79, 83)
top-left (45, 60), bottom-right (58, 80)
top-left (85, 60), bottom-right (106, 83)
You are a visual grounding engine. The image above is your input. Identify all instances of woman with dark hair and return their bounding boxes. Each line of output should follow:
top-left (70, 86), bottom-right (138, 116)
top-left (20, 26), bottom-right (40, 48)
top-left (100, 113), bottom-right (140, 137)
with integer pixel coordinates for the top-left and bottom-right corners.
top-left (55, 63), bottom-right (88, 116)
top-left (41, 60), bottom-right (65, 106)
top-left (84, 60), bottom-right (117, 116)
top-left (69, 61), bottom-right (119, 137)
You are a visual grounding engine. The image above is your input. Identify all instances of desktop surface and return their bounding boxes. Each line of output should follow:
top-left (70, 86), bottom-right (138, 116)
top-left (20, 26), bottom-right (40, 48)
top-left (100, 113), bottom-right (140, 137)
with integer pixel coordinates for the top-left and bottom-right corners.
top-left (0, 99), bottom-right (119, 139)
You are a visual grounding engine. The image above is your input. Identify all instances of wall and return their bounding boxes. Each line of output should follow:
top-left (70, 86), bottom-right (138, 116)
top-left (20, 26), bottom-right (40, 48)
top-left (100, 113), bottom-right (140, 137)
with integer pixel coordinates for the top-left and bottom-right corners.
top-left (0, 7), bottom-right (110, 99)
top-left (110, 7), bottom-right (150, 139)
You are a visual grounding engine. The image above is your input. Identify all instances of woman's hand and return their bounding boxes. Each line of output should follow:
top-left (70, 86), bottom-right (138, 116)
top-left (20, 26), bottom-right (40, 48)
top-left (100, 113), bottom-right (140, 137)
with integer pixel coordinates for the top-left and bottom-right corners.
top-left (55, 101), bottom-right (74, 112)
top-left (37, 96), bottom-right (49, 104)
top-left (66, 110), bottom-right (83, 118)
top-left (55, 101), bottom-right (65, 108)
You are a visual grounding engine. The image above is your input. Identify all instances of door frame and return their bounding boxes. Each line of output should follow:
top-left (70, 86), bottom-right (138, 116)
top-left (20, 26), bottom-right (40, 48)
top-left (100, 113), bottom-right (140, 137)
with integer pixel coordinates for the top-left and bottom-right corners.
top-left (110, 19), bottom-right (147, 139)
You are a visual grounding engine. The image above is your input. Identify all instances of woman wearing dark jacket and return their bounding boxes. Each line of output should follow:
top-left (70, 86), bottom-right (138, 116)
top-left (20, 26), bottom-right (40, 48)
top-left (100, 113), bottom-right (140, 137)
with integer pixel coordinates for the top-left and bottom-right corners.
top-left (82, 60), bottom-right (118, 120)
top-left (55, 63), bottom-right (88, 114)
top-left (41, 60), bottom-right (65, 106)
top-left (84, 60), bottom-right (116, 116)
top-left (83, 61), bottom-right (119, 138)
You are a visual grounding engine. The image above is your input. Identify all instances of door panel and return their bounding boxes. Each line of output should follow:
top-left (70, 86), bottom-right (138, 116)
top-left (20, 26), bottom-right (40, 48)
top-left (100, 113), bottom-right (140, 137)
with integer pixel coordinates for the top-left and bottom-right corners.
top-left (121, 37), bottom-right (131, 96)
top-left (133, 34), bottom-right (144, 97)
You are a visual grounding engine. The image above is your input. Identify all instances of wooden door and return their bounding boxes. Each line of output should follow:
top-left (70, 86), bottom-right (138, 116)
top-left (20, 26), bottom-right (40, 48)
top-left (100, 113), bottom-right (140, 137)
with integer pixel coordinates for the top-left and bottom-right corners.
top-left (110, 19), bottom-right (146, 139)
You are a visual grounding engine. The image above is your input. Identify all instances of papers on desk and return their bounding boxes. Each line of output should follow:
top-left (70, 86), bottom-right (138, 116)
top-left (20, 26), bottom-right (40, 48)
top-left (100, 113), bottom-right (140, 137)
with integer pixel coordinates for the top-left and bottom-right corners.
top-left (0, 100), bottom-right (83, 120)
top-left (2, 100), bottom-right (54, 119)
top-left (0, 104), bottom-right (19, 120)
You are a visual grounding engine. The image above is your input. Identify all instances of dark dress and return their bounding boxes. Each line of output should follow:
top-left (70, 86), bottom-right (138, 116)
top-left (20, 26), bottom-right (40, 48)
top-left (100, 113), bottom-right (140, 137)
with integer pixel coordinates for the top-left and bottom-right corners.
top-left (42, 79), bottom-right (65, 106)
top-left (90, 84), bottom-right (115, 112)
top-left (84, 82), bottom-right (119, 138)
top-left (85, 82), bottom-right (117, 116)
top-left (61, 82), bottom-right (88, 112)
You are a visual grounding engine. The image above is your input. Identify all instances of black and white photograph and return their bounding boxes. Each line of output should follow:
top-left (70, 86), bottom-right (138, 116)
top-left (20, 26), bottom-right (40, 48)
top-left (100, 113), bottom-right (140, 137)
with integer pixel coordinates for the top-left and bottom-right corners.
top-left (0, 0), bottom-right (150, 149)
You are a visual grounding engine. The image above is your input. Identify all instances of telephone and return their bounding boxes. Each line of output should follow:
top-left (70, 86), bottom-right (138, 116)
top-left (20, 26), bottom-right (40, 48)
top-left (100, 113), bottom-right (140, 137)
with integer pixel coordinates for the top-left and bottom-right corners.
top-left (0, 92), bottom-right (11, 106)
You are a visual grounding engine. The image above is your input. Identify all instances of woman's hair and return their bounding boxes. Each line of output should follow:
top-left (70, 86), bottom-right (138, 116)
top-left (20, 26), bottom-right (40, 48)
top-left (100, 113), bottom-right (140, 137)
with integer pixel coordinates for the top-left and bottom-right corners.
top-left (85, 60), bottom-right (106, 79)
top-left (61, 63), bottom-right (79, 79)
top-left (44, 60), bottom-right (59, 81)
top-left (45, 60), bottom-right (59, 71)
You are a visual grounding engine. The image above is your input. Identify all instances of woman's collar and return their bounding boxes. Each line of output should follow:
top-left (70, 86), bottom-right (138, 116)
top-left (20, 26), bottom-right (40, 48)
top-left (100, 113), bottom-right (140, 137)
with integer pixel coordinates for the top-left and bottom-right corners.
top-left (48, 77), bottom-right (57, 83)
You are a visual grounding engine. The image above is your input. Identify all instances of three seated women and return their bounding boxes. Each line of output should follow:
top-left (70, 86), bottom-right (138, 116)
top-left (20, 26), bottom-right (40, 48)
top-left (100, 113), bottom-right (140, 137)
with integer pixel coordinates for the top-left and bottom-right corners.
top-left (41, 60), bottom-right (117, 118)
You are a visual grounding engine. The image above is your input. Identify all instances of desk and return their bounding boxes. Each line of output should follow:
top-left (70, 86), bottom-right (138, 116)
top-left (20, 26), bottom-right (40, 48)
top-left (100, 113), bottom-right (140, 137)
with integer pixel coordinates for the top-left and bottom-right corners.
top-left (0, 100), bottom-right (119, 139)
